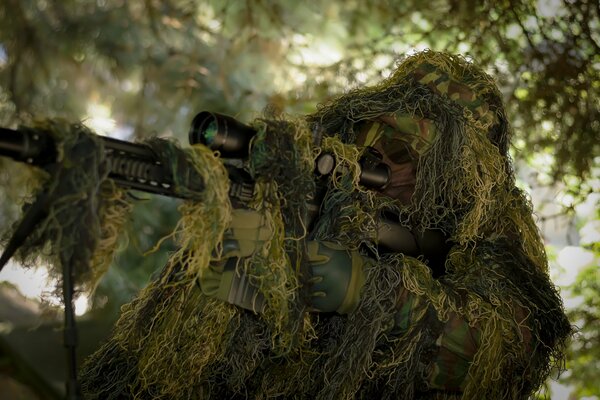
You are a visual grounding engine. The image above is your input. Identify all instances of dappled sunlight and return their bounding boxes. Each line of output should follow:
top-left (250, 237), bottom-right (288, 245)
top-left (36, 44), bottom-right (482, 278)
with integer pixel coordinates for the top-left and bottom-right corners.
top-left (85, 103), bottom-right (116, 136)
top-left (288, 36), bottom-right (344, 67)
top-left (1, 260), bottom-right (93, 316)
top-left (1, 261), bottom-right (60, 306)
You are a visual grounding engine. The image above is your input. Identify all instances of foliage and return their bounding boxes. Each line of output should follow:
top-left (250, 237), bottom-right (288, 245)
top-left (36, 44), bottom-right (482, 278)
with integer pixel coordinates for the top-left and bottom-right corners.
top-left (88, 196), bottom-right (180, 319)
top-left (565, 264), bottom-right (600, 397)
top-left (0, 0), bottom-right (597, 177)
top-left (562, 206), bottom-right (600, 398)
top-left (0, 0), bottom-right (597, 396)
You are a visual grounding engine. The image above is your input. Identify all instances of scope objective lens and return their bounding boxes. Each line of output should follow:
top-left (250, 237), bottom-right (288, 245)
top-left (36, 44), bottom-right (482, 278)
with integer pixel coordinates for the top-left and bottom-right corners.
top-left (203, 120), bottom-right (218, 146)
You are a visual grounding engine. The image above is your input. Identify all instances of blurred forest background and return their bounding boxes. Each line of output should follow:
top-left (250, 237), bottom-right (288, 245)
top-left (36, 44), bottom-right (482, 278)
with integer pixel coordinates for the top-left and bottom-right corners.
top-left (0, 0), bottom-right (597, 399)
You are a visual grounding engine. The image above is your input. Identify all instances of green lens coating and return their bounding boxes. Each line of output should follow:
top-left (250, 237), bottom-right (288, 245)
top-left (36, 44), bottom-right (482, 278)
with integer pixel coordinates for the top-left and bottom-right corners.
top-left (203, 120), bottom-right (218, 145)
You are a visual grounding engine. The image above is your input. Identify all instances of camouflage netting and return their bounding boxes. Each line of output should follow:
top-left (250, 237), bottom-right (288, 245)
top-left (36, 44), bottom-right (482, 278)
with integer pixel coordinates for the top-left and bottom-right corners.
top-left (0, 51), bottom-right (571, 399)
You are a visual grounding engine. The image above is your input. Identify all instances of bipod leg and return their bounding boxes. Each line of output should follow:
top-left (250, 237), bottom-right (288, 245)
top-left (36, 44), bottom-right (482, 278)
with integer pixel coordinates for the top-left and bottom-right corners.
top-left (61, 253), bottom-right (81, 400)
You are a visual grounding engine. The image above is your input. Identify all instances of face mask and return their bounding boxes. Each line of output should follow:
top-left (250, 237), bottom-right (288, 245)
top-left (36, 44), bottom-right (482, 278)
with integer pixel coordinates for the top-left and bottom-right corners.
top-left (355, 113), bottom-right (437, 202)
top-left (355, 113), bottom-right (437, 158)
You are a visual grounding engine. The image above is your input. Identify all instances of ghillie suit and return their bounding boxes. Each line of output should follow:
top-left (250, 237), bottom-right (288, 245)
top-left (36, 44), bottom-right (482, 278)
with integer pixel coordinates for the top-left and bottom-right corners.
top-left (79, 51), bottom-right (571, 399)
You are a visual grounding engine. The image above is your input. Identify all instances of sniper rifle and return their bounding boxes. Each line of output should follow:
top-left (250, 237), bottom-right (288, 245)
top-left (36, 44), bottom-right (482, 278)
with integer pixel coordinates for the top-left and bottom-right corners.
top-left (0, 112), bottom-right (449, 400)
top-left (0, 112), bottom-right (436, 266)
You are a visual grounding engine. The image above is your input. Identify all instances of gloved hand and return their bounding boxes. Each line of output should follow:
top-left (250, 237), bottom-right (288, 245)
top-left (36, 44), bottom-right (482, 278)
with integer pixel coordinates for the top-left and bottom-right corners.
top-left (305, 241), bottom-right (369, 314)
top-left (197, 208), bottom-right (272, 312)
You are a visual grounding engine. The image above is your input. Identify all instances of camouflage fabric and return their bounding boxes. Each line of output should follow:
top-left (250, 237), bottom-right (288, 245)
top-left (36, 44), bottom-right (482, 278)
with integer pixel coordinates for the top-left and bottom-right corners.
top-left (354, 63), bottom-right (520, 392)
top-left (428, 310), bottom-right (480, 391)
top-left (412, 62), bottom-right (498, 130)
top-left (355, 113), bottom-right (437, 157)
top-left (393, 285), bottom-right (480, 392)
top-left (354, 104), bottom-right (484, 391)
top-left (355, 60), bottom-right (499, 161)
top-left (353, 113), bottom-right (437, 201)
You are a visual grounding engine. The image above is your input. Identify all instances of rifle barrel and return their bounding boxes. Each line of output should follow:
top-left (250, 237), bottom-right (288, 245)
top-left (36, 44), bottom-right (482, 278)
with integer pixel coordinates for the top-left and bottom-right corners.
top-left (0, 127), bottom-right (200, 198)
top-left (0, 128), bottom-right (25, 156)
top-left (0, 127), bottom-right (56, 164)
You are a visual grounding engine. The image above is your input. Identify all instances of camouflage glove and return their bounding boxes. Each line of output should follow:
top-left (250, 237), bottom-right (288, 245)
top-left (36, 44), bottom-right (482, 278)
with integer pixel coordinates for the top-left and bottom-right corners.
top-left (197, 208), bottom-right (271, 312)
top-left (306, 241), bottom-right (368, 314)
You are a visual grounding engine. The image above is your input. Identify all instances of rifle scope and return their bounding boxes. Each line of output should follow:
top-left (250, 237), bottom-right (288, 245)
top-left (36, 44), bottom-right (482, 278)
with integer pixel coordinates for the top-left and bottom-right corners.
top-left (189, 111), bottom-right (256, 158)
top-left (188, 111), bottom-right (390, 190)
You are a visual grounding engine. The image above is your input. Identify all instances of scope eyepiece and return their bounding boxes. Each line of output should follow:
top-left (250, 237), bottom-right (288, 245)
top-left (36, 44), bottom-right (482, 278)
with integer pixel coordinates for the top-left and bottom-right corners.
top-left (189, 111), bottom-right (257, 158)
top-left (359, 147), bottom-right (390, 190)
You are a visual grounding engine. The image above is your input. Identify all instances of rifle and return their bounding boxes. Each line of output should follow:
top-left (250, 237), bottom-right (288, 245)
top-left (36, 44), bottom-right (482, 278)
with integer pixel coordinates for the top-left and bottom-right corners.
top-left (0, 112), bottom-right (449, 399)
top-left (0, 112), bottom-right (430, 264)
